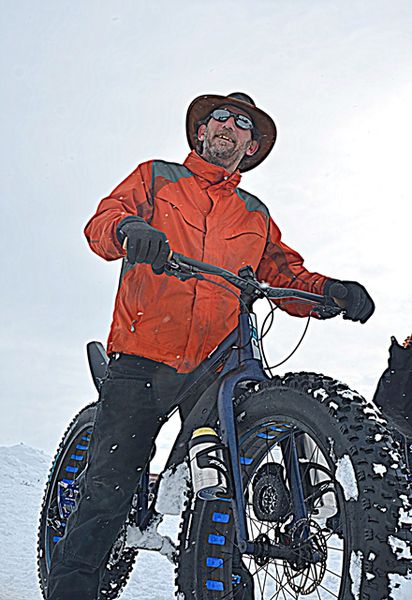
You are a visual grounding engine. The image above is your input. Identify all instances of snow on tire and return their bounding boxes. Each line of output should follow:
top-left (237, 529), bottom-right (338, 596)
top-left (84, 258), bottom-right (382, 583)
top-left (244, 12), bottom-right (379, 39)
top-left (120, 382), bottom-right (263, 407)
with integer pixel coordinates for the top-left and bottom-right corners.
top-left (176, 372), bottom-right (412, 600)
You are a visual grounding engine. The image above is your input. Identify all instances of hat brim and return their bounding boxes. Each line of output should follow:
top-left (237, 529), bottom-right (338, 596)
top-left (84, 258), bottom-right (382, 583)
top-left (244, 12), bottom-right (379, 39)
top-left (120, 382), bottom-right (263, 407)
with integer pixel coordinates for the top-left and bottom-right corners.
top-left (186, 94), bottom-right (277, 172)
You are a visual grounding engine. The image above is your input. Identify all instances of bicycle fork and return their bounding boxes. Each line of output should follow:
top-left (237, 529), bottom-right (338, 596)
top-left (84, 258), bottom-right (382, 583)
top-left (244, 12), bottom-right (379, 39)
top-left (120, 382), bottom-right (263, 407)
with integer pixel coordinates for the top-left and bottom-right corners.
top-left (217, 364), bottom-right (309, 562)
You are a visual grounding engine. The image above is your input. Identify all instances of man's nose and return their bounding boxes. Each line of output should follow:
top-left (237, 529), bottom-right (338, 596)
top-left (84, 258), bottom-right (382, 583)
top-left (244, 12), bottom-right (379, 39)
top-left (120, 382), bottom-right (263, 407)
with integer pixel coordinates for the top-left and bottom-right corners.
top-left (223, 117), bottom-right (237, 130)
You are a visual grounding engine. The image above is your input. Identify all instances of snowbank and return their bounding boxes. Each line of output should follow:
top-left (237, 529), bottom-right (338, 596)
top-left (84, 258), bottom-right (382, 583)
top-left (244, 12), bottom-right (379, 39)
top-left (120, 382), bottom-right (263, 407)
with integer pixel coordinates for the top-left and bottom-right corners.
top-left (0, 444), bottom-right (177, 600)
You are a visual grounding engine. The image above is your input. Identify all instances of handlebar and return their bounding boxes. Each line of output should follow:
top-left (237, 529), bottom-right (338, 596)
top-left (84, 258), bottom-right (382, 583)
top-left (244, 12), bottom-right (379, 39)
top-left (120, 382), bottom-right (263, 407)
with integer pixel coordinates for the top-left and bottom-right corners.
top-left (164, 252), bottom-right (342, 318)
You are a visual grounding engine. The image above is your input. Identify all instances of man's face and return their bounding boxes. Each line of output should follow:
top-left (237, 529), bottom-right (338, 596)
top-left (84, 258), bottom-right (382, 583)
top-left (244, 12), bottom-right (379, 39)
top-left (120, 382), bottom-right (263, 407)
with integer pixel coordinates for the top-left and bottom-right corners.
top-left (197, 106), bottom-right (259, 173)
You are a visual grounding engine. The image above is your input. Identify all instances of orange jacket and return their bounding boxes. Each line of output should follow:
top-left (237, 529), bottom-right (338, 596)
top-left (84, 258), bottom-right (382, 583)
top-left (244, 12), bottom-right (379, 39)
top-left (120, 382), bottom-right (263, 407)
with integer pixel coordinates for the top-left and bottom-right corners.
top-left (85, 151), bottom-right (330, 372)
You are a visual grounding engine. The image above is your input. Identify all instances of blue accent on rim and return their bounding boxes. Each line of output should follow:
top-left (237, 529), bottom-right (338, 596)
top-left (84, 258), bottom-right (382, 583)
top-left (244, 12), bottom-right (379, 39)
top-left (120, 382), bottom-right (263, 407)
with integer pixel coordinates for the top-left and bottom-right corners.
top-left (81, 436), bottom-right (91, 442)
top-left (240, 456), bottom-right (253, 465)
top-left (232, 574), bottom-right (242, 585)
top-left (257, 432), bottom-right (277, 440)
top-left (62, 479), bottom-right (73, 484)
top-left (53, 536), bottom-right (62, 542)
top-left (65, 466), bottom-right (79, 473)
top-left (208, 534), bottom-right (225, 546)
top-left (212, 512), bottom-right (230, 524)
top-left (76, 444), bottom-right (88, 451)
top-left (206, 580), bottom-right (224, 591)
top-left (207, 557), bottom-right (223, 568)
top-left (70, 454), bottom-right (84, 461)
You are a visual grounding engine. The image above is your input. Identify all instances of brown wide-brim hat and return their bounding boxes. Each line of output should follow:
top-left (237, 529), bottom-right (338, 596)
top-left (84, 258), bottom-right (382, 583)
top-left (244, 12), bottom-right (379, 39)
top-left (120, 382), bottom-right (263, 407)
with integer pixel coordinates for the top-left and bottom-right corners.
top-left (186, 92), bottom-right (277, 172)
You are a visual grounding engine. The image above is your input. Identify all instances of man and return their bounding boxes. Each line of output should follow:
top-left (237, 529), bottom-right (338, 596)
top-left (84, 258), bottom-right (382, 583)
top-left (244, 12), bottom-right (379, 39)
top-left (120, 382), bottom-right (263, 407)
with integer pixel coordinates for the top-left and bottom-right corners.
top-left (47, 92), bottom-right (375, 599)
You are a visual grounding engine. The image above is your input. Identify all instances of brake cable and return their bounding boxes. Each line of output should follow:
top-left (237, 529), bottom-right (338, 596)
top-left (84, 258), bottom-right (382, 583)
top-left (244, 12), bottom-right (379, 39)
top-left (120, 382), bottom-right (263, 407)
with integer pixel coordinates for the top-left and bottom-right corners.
top-left (256, 292), bottom-right (315, 375)
top-left (169, 258), bottom-right (322, 372)
top-left (262, 312), bottom-right (313, 372)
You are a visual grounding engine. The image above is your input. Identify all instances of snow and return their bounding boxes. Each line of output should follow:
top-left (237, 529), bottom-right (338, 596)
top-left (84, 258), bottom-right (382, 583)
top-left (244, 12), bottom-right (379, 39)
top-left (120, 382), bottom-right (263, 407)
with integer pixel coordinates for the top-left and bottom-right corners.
top-left (0, 443), bottom-right (178, 600)
top-left (126, 517), bottom-right (177, 563)
top-left (362, 405), bottom-right (388, 425)
top-left (313, 388), bottom-right (329, 401)
top-left (389, 573), bottom-right (412, 600)
top-left (0, 444), bottom-right (49, 600)
top-left (349, 550), bottom-right (363, 600)
top-left (155, 463), bottom-right (189, 516)
top-left (373, 463), bottom-right (388, 477)
top-left (335, 454), bottom-right (359, 501)
top-left (398, 496), bottom-right (412, 527)
top-left (388, 535), bottom-right (412, 561)
top-left (336, 389), bottom-right (359, 401)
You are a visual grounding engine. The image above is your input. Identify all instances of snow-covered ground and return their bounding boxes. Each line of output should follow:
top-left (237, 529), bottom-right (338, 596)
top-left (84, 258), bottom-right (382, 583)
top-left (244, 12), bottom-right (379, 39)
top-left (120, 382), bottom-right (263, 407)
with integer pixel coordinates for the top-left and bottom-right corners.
top-left (1, 442), bottom-right (411, 600)
top-left (0, 443), bottom-right (178, 600)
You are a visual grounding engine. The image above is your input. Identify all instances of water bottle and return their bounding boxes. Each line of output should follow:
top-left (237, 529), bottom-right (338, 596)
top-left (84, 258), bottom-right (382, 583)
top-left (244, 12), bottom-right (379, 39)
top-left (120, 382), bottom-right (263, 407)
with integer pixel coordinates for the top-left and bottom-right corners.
top-left (188, 427), bottom-right (227, 500)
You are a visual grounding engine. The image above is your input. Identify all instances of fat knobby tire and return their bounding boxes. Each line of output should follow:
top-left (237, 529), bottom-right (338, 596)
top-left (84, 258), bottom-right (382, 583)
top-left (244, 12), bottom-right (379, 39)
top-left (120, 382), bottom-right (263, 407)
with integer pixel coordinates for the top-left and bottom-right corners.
top-left (176, 372), bottom-right (412, 600)
top-left (37, 404), bottom-right (138, 600)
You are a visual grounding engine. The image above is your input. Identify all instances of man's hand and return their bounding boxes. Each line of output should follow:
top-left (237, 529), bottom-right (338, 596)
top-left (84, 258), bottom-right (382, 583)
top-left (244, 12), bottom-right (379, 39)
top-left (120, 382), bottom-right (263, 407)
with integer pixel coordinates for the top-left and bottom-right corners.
top-left (328, 280), bottom-right (375, 324)
top-left (116, 217), bottom-right (170, 274)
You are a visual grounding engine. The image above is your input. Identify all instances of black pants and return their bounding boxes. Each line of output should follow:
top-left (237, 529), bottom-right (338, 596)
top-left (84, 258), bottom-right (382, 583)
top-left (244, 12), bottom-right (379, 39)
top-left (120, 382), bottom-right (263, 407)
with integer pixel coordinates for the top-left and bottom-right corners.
top-left (46, 354), bottom-right (190, 600)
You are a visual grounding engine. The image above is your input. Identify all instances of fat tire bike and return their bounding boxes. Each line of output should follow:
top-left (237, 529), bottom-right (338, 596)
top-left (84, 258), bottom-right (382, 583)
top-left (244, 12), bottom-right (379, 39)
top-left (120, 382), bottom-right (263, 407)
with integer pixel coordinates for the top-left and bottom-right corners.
top-left (38, 253), bottom-right (412, 599)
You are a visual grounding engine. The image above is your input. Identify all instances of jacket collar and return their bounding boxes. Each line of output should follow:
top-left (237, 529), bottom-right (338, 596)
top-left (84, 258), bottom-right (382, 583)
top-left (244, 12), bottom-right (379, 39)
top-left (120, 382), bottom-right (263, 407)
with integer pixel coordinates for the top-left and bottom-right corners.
top-left (183, 150), bottom-right (241, 190)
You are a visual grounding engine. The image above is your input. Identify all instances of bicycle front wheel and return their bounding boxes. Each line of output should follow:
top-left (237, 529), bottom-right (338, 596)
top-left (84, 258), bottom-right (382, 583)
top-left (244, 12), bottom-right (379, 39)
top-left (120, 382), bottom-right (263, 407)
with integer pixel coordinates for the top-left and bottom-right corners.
top-left (176, 372), bottom-right (412, 600)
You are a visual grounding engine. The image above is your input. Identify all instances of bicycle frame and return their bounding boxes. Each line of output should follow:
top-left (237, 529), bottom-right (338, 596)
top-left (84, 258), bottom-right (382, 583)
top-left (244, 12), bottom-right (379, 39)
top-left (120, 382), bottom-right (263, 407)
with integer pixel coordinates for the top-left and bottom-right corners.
top-left (86, 254), bottom-right (339, 559)
top-left (137, 302), bottom-right (308, 560)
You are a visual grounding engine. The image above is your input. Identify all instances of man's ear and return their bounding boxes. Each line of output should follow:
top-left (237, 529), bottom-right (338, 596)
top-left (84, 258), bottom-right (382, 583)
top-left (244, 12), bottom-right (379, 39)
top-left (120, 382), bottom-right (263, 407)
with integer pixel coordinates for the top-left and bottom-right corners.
top-left (197, 124), bottom-right (207, 141)
top-left (245, 139), bottom-right (260, 157)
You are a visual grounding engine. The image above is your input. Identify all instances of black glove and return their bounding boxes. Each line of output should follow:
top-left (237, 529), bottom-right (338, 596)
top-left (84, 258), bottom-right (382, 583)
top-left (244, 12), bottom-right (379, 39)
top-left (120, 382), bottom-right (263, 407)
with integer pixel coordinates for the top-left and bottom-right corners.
top-left (116, 216), bottom-right (170, 274)
top-left (327, 280), bottom-right (375, 324)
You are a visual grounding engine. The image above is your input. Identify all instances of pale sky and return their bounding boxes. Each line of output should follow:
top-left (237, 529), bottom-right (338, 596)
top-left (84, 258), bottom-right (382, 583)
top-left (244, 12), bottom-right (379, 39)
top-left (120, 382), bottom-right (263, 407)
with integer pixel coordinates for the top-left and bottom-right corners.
top-left (1, 0), bottom-right (412, 454)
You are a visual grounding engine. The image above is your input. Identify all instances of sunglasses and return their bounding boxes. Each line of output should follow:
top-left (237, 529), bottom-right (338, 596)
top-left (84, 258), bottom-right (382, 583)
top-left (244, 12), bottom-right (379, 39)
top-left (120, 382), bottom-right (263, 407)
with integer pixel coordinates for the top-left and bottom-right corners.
top-left (210, 108), bottom-right (254, 131)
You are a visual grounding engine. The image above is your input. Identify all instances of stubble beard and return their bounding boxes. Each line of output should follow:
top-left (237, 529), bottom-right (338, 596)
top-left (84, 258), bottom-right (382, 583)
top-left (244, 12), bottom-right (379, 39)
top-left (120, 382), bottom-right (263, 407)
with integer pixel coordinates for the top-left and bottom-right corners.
top-left (201, 129), bottom-right (248, 171)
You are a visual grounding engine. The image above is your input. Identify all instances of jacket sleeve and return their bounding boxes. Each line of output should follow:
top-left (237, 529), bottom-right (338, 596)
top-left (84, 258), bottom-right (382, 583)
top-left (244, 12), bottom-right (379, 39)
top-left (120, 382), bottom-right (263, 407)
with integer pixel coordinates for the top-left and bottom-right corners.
top-left (256, 217), bottom-right (331, 317)
top-left (84, 161), bottom-right (154, 261)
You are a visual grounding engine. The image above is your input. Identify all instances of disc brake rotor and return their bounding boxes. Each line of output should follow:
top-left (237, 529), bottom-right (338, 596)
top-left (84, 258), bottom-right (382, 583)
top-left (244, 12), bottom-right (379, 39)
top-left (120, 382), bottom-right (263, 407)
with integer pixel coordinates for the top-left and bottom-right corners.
top-left (284, 518), bottom-right (327, 595)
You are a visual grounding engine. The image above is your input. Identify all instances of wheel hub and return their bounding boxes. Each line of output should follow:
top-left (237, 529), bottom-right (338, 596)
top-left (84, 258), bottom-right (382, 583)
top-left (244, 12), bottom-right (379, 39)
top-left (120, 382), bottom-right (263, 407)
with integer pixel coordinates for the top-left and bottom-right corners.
top-left (252, 463), bottom-right (290, 522)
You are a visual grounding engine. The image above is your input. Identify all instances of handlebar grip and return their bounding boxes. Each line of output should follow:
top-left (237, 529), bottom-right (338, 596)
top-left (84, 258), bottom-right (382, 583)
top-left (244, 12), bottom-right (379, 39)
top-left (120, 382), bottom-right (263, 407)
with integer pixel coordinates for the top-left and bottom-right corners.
top-left (329, 282), bottom-right (348, 300)
top-left (328, 282), bottom-right (348, 311)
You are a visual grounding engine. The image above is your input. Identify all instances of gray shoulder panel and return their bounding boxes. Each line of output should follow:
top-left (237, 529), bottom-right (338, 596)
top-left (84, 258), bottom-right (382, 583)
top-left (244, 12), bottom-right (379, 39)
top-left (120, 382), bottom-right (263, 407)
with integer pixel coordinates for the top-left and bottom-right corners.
top-left (152, 160), bottom-right (193, 184)
top-left (235, 188), bottom-right (270, 219)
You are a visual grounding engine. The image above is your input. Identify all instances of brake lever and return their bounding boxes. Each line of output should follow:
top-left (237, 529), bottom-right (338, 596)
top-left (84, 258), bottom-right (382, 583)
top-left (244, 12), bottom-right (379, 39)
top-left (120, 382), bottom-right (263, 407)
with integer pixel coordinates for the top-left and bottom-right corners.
top-left (314, 299), bottom-right (345, 319)
top-left (164, 255), bottom-right (205, 282)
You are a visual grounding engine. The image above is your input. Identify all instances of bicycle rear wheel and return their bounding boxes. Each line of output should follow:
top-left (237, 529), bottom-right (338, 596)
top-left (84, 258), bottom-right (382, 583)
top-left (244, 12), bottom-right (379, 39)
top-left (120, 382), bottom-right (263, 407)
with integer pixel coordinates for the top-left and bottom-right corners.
top-left (176, 372), bottom-right (412, 599)
top-left (37, 404), bottom-right (138, 599)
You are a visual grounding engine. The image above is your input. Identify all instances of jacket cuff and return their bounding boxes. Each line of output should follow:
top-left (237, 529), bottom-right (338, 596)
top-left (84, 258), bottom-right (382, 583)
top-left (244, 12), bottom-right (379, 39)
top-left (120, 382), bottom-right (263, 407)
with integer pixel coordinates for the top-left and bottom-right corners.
top-left (115, 216), bottom-right (145, 244)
